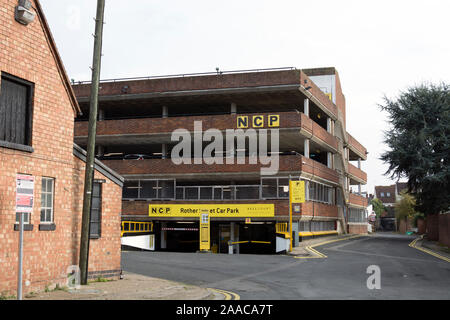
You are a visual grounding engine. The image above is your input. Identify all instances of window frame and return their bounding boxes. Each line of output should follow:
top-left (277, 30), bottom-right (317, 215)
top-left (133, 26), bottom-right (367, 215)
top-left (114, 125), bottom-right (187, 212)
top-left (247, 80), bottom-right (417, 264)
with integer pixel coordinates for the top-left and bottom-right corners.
top-left (0, 72), bottom-right (34, 152)
top-left (40, 177), bottom-right (55, 224)
top-left (89, 181), bottom-right (103, 239)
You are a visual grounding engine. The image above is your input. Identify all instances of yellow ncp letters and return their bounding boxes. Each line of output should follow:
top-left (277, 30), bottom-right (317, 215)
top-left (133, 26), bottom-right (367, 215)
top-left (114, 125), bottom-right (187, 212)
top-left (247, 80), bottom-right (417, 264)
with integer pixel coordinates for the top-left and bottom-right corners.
top-left (268, 115), bottom-right (280, 127)
top-left (237, 116), bottom-right (248, 128)
top-left (252, 115), bottom-right (264, 128)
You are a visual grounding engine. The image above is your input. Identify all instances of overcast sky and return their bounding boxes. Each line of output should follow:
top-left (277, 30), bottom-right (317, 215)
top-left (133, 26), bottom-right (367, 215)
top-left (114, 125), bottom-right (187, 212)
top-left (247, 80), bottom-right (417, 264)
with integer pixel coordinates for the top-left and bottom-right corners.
top-left (40, 0), bottom-right (450, 194)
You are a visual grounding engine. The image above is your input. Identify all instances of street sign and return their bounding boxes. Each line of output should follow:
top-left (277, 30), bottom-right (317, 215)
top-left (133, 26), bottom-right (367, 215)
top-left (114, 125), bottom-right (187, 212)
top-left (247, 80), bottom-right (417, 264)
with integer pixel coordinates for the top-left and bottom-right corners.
top-left (199, 211), bottom-right (210, 251)
top-left (289, 180), bottom-right (305, 203)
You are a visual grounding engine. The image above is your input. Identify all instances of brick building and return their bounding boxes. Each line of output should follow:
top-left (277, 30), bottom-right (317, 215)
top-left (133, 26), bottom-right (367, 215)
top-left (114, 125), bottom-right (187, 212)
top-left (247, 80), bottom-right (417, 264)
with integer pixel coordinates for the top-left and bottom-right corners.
top-left (72, 66), bottom-right (368, 254)
top-left (0, 0), bottom-right (123, 296)
top-left (374, 182), bottom-right (409, 231)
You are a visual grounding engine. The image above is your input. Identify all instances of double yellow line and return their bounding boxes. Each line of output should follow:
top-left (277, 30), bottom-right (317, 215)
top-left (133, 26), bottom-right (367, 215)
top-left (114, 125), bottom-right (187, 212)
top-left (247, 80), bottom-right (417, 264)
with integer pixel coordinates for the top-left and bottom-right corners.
top-left (409, 237), bottom-right (450, 263)
top-left (294, 235), bottom-right (363, 259)
top-left (208, 288), bottom-right (241, 300)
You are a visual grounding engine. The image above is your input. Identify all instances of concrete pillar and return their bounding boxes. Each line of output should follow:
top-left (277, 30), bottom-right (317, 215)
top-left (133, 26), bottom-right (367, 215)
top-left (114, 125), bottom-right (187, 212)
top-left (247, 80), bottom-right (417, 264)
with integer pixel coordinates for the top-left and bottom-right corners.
top-left (304, 98), bottom-right (309, 117)
top-left (229, 222), bottom-right (235, 254)
top-left (231, 102), bottom-right (237, 114)
top-left (162, 144), bottom-right (167, 159)
top-left (96, 145), bottom-right (105, 157)
top-left (235, 223), bottom-right (240, 254)
top-left (98, 108), bottom-right (105, 121)
top-left (162, 105), bottom-right (168, 118)
top-left (327, 152), bottom-right (332, 169)
top-left (161, 222), bottom-right (167, 249)
top-left (358, 184), bottom-right (362, 195)
top-left (327, 118), bottom-right (332, 133)
top-left (304, 139), bottom-right (310, 158)
top-left (358, 157), bottom-right (361, 169)
top-left (292, 221), bottom-right (299, 247)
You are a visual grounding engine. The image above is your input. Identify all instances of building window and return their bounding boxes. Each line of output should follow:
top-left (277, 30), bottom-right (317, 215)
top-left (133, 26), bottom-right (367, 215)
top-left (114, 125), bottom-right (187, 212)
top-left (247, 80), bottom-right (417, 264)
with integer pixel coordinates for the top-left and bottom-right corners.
top-left (15, 212), bottom-right (31, 224)
top-left (40, 177), bottom-right (54, 223)
top-left (380, 192), bottom-right (385, 197)
top-left (348, 208), bottom-right (367, 223)
top-left (386, 192), bottom-right (391, 197)
top-left (0, 72), bottom-right (34, 151)
top-left (307, 181), bottom-right (335, 205)
top-left (90, 181), bottom-right (102, 239)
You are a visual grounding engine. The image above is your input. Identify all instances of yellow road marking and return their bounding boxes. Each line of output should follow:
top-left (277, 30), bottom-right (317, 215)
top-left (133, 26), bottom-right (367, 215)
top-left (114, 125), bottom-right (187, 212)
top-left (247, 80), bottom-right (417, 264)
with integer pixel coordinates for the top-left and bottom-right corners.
top-left (409, 237), bottom-right (450, 263)
top-left (294, 235), bottom-right (363, 259)
top-left (208, 288), bottom-right (241, 300)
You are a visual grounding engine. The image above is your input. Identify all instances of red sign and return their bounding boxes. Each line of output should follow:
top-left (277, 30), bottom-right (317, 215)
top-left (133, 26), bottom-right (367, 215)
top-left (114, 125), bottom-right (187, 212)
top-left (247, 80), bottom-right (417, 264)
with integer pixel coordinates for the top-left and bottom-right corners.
top-left (16, 175), bottom-right (34, 213)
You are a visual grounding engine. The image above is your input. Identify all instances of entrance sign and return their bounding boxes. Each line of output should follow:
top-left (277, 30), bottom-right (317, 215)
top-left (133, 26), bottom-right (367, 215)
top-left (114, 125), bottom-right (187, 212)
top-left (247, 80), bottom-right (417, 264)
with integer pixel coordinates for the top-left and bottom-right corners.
top-left (289, 180), bottom-right (305, 203)
top-left (288, 180), bottom-right (305, 253)
top-left (149, 204), bottom-right (274, 218)
top-left (199, 211), bottom-right (210, 251)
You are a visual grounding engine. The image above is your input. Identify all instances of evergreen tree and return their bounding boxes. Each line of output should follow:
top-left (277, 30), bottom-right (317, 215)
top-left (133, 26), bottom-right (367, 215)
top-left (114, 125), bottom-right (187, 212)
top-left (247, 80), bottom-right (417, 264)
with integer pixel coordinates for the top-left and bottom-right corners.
top-left (380, 83), bottom-right (450, 216)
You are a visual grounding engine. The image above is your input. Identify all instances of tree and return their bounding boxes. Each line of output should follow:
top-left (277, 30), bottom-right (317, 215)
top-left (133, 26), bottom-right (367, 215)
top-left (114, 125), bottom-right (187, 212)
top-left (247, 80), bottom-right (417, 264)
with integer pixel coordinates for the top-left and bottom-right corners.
top-left (394, 191), bottom-right (417, 223)
top-left (380, 83), bottom-right (450, 216)
top-left (371, 198), bottom-right (387, 218)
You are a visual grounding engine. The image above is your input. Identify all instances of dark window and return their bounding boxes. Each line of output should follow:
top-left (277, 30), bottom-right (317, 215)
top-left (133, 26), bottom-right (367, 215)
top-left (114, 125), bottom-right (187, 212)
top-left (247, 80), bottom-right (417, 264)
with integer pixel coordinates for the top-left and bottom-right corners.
top-left (0, 73), bottom-right (34, 150)
top-left (90, 182), bottom-right (102, 239)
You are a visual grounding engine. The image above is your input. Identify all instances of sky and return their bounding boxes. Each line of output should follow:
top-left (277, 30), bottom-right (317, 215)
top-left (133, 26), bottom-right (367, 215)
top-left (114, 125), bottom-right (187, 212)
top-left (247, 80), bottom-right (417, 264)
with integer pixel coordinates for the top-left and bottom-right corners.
top-left (40, 0), bottom-right (450, 194)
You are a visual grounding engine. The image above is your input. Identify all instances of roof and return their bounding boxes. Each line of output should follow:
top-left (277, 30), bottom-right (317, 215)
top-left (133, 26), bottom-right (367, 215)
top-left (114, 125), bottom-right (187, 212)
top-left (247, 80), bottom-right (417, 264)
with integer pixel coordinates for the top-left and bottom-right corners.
top-left (73, 144), bottom-right (124, 187)
top-left (34, 0), bottom-right (82, 116)
top-left (374, 185), bottom-right (396, 204)
top-left (396, 182), bottom-right (408, 194)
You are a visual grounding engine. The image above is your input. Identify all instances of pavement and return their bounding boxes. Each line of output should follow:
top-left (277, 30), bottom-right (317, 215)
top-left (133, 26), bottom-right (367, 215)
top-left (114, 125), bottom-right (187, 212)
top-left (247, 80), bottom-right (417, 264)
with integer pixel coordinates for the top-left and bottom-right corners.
top-left (420, 238), bottom-right (450, 260)
top-left (24, 272), bottom-right (223, 300)
top-left (288, 234), bottom-right (363, 257)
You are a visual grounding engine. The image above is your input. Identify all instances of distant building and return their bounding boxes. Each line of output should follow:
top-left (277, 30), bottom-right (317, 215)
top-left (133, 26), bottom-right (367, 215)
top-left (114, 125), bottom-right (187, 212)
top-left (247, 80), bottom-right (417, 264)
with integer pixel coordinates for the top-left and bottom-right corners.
top-left (374, 182), bottom-right (408, 231)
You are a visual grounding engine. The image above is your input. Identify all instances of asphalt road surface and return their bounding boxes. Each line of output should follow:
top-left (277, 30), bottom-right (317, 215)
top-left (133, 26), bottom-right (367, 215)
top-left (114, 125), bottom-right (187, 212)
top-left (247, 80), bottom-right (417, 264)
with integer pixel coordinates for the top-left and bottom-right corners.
top-left (121, 233), bottom-right (450, 299)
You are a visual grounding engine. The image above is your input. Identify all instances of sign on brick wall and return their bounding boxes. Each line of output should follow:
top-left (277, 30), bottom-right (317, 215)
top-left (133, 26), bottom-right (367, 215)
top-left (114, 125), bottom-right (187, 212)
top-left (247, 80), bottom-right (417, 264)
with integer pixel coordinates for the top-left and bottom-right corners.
top-left (16, 174), bottom-right (34, 214)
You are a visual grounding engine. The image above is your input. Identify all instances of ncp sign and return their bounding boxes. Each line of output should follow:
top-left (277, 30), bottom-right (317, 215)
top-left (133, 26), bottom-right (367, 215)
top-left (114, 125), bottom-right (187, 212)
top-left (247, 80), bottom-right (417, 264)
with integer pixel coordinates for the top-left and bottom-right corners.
top-left (237, 114), bottom-right (280, 129)
top-left (149, 204), bottom-right (275, 218)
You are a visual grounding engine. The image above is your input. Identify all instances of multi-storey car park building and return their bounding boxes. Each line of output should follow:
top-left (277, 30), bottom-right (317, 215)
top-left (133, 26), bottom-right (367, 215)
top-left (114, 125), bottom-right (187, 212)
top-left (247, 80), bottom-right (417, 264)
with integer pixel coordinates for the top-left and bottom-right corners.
top-left (72, 67), bottom-right (369, 254)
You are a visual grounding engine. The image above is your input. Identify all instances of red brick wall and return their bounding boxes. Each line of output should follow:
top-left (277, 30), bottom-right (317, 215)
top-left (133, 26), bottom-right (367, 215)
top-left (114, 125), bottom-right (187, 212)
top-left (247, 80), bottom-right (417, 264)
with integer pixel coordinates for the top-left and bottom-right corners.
top-left (103, 154), bottom-right (340, 184)
top-left (73, 70), bottom-right (303, 98)
top-left (426, 214), bottom-right (439, 241)
top-left (398, 217), bottom-right (413, 234)
top-left (75, 111), bottom-right (305, 136)
top-left (438, 213), bottom-right (450, 247)
top-left (417, 218), bottom-right (426, 235)
top-left (348, 163), bottom-right (368, 183)
top-left (348, 224), bottom-right (368, 234)
top-left (0, 0), bottom-right (122, 295)
top-left (347, 133), bottom-right (367, 159)
top-left (349, 193), bottom-right (368, 207)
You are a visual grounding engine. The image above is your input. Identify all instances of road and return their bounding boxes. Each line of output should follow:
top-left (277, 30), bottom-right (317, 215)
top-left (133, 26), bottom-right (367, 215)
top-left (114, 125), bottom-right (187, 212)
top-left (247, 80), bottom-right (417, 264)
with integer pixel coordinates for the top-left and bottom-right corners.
top-left (121, 233), bottom-right (450, 299)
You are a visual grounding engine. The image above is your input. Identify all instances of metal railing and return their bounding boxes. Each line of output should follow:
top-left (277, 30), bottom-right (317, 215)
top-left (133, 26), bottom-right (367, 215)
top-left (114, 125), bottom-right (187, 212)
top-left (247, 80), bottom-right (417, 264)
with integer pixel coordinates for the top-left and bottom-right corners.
top-left (73, 67), bottom-right (297, 85)
top-left (121, 221), bottom-right (153, 237)
top-left (275, 223), bottom-right (290, 238)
